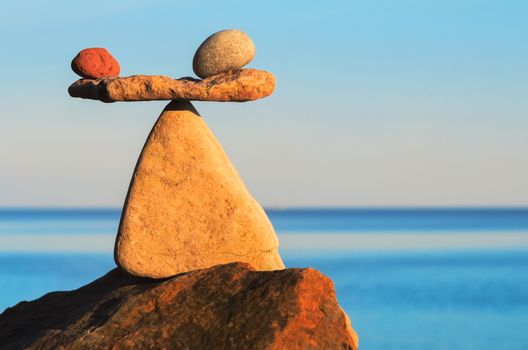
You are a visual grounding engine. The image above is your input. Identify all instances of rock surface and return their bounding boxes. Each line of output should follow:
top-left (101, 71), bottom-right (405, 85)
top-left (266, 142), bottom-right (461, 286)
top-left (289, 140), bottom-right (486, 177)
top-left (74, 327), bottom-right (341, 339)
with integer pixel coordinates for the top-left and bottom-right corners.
top-left (0, 263), bottom-right (358, 350)
top-left (68, 68), bottom-right (274, 103)
top-left (193, 29), bottom-right (256, 78)
top-left (115, 100), bottom-right (284, 278)
top-left (71, 48), bottom-right (120, 79)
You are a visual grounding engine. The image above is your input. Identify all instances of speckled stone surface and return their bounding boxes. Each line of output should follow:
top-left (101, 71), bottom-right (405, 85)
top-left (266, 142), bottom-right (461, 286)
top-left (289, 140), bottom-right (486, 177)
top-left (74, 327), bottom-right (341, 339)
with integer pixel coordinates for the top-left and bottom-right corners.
top-left (193, 29), bottom-right (256, 78)
top-left (114, 101), bottom-right (284, 278)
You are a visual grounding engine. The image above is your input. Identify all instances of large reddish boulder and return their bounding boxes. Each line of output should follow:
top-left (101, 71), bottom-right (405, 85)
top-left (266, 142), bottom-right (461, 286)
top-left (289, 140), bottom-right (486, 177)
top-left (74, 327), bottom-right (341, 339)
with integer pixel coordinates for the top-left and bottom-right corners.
top-left (0, 263), bottom-right (358, 350)
top-left (71, 48), bottom-right (120, 79)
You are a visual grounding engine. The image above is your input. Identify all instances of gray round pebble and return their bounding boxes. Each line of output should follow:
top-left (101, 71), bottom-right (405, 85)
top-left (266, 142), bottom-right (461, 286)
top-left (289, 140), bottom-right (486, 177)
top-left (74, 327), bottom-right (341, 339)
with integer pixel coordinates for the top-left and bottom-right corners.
top-left (193, 29), bottom-right (256, 79)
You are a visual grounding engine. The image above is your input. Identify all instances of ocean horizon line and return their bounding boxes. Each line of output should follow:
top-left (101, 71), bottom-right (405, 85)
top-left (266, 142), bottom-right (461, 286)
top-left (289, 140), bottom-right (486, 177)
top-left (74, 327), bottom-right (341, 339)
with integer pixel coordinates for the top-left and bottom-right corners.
top-left (2, 207), bottom-right (528, 234)
top-left (1, 206), bottom-right (528, 212)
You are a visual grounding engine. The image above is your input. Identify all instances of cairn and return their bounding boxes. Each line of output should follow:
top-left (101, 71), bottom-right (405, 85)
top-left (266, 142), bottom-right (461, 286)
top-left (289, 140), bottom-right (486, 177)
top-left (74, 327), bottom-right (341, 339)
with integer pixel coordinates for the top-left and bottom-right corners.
top-left (69, 29), bottom-right (284, 278)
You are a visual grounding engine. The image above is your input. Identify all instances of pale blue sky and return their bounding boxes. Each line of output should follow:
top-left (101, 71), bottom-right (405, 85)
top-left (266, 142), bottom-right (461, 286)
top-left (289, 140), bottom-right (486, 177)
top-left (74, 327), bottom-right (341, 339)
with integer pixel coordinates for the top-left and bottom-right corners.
top-left (1, 0), bottom-right (527, 207)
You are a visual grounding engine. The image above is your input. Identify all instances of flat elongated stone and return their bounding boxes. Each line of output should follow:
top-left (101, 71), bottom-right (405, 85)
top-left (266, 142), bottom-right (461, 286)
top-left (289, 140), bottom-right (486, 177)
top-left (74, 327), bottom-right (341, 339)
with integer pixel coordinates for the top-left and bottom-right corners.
top-left (115, 101), bottom-right (284, 278)
top-left (68, 68), bottom-right (274, 102)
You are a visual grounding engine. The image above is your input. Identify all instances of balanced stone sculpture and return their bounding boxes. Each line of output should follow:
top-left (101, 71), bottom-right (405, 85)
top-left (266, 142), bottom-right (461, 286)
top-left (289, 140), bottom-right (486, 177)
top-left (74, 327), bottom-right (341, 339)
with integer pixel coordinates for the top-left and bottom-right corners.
top-left (0, 30), bottom-right (359, 350)
top-left (69, 30), bottom-right (285, 278)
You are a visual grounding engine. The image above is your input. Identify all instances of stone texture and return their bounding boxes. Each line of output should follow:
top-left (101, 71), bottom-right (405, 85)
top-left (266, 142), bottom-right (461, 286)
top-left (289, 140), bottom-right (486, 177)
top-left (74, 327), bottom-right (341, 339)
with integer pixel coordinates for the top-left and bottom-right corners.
top-left (71, 48), bottom-right (120, 79)
top-left (193, 29), bottom-right (256, 78)
top-left (115, 100), bottom-right (284, 278)
top-left (68, 68), bottom-right (274, 103)
top-left (0, 263), bottom-right (358, 350)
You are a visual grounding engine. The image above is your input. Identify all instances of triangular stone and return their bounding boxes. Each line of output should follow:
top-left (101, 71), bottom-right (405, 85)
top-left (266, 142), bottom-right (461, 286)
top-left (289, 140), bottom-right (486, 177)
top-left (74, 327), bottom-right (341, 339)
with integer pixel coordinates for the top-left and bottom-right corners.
top-left (115, 101), bottom-right (284, 278)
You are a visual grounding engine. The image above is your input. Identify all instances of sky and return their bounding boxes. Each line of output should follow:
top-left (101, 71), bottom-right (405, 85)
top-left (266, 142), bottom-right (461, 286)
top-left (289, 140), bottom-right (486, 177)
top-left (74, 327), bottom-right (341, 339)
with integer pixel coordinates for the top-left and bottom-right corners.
top-left (0, 0), bottom-right (527, 207)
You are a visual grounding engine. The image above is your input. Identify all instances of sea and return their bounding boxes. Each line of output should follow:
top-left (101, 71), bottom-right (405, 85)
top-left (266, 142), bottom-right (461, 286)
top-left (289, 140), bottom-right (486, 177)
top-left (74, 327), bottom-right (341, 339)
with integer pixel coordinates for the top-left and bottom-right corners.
top-left (1, 208), bottom-right (527, 349)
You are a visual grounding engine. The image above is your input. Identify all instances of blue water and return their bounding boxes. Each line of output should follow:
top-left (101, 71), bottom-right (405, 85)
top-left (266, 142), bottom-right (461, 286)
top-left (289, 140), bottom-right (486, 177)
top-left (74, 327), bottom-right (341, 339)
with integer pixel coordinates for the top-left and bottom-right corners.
top-left (1, 208), bottom-right (528, 349)
top-left (2, 207), bottom-right (528, 234)
top-left (268, 208), bottom-right (528, 232)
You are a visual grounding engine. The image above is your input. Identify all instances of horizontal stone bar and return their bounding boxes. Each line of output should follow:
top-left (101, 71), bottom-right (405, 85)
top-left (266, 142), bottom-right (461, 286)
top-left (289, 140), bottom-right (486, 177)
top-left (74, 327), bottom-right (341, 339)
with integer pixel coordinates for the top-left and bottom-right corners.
top-left (68, 69), bottom-right (275, 103)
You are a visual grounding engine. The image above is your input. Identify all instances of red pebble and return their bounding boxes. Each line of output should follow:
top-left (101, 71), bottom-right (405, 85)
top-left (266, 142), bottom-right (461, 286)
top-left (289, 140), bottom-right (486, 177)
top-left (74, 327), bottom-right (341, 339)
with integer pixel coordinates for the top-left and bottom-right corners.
top-left (71, 48), bottom-right (120, 79)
